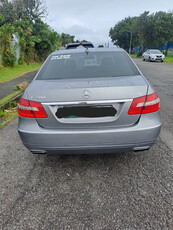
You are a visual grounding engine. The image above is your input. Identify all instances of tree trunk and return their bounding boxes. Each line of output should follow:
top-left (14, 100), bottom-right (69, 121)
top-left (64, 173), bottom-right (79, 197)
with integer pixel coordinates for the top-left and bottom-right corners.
top-left (129, 32), bottom-right (132, 54)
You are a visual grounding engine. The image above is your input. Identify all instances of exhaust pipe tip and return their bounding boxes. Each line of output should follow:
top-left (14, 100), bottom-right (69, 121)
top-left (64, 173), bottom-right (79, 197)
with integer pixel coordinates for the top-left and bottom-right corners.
top-left (133, 146), bottom-right (150, 152)
top-left (31, 150), bottom-right (47, 154)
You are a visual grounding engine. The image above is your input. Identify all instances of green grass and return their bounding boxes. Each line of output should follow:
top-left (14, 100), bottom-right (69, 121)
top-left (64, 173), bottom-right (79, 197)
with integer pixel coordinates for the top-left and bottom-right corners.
top-left (0, 63), bottom-right (42, 83)
top-left (0, 110), bottom-right (18, 129)
top-left (129, 54), bottom-right (142, 59)
top-left (0, 93), bottom-right (20, 128)
top-left (164, 56), bottom-right (173, 63)
top-left (0, 90), bottom-right (22, 105)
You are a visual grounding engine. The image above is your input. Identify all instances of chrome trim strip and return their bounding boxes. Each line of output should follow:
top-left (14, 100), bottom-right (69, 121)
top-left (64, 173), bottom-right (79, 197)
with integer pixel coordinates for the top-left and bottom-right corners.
top-left (42, 99), bottom-right (132, 106)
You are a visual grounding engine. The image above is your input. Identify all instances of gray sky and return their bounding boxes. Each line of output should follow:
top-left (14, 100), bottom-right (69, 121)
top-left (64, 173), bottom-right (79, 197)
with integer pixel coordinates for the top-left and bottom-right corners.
top-left (45, 0), bottom-right (173, 47)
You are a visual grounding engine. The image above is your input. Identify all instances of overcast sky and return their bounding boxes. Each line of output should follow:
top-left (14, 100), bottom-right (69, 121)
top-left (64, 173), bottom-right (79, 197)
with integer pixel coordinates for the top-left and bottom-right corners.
top-left (45, 0), bottom-right (173, 47)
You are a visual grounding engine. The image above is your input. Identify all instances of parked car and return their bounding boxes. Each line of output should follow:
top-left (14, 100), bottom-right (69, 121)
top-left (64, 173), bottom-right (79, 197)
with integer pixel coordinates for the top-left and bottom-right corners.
top-left (66, 42), bottom-right (94, 49)
top-left (18, 48), bottom-right (161, 154)
top-left (142, 49), bottom-right (165, 62)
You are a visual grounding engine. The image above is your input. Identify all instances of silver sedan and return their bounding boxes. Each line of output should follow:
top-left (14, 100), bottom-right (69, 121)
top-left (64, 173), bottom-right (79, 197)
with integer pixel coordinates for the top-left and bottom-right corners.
top-left (142, 49), bottom-right (165, 62)
top-left (18, 48), bottom-right (162, 154)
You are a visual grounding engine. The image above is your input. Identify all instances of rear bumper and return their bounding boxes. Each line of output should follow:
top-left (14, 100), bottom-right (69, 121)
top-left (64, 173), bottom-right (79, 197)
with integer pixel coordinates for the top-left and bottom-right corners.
top-left (18, 112), bottom-right (162, 154)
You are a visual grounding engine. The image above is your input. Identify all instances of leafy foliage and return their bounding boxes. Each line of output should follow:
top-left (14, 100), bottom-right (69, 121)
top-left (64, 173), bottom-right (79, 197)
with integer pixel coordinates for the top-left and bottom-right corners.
top-left (12, 0), bottom-right (47, 21)
top-left (0, 23), bottom-right (16, 66)
top-left (110, 11), bottom-right (173, 53)
top-left (109, 17), bottom-right (138, 52)
top-left (33, 19), bottom-right (61, 61)
top-left (60, 33), bottom-right (75, 47)
top-left (0, 0), bottom-right (75, 66)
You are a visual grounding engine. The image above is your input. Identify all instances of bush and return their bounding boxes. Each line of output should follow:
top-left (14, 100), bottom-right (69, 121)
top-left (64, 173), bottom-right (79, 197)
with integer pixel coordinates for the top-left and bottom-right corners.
top-left (18, 54), bottom-right (24, 65)
top-left (137, 51), bottom-right (142, 57)
top-left (2, 49), bottom-right (16, 67)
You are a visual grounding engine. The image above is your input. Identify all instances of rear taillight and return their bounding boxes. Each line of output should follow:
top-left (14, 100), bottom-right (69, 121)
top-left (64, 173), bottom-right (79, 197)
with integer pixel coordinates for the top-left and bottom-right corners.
top-left (128, 92), bottom-right (160, 115)
top-left (18, 98), bottom-right (47, 118)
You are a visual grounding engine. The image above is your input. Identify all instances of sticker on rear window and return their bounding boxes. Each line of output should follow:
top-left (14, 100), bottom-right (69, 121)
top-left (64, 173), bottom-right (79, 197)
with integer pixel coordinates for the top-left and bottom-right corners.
top-left (51, 55), bottom-right (71, 60)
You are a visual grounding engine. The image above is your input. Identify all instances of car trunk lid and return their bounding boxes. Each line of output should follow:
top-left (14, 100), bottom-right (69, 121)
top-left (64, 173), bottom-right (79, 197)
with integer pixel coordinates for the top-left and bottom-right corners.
top-left (26, 75), bottom-right (148, 129)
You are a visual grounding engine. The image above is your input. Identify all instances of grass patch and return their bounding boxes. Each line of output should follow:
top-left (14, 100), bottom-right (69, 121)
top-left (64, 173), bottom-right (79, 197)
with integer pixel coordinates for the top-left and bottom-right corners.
top-left (0, 110), bottom-right (18, 129)
top-left (0, 63), bottom-right (42, 83)
top-left (0, 92), bottom-right (20, 128)
top-left (164, 56), bottom-right (173, 63)
top-left (0, 90), bottom-right (22, 105)
top-left (129, 54), bottom-right (142, 59)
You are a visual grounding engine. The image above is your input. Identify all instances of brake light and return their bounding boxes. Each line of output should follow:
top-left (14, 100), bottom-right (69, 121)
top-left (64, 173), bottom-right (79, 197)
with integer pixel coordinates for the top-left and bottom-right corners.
top-left (18, 98), bottom-right (47, 118)
top-left (128, 92), bottom-right (160, 115)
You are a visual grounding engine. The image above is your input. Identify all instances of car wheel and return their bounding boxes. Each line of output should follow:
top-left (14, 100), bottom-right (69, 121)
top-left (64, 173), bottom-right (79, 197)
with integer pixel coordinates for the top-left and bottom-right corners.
top-left (149, 57), bottom-right (152, 62)
top-left (143, 56), bottom-right (145, 61)
top-left (161, 60), bottom-right (163, 62)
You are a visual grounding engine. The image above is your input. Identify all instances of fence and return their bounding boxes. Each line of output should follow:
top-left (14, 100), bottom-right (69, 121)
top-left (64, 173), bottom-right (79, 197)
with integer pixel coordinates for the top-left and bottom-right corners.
top-left (133, 42), bottom-right (173, 56)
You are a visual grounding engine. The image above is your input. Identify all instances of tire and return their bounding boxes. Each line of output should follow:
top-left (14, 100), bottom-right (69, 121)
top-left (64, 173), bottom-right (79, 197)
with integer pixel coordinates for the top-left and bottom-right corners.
top-left (161, 60), bottom-right (163, 62)
top-left (142, 56), bottom-right (145, 61)
top-left (149, 57), bottom-right (152, 62)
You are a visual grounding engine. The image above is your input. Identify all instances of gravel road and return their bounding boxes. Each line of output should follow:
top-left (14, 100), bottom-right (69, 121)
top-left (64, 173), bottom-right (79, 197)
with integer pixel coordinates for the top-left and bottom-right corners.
top-left (0, 59), bottom-right (172, 230)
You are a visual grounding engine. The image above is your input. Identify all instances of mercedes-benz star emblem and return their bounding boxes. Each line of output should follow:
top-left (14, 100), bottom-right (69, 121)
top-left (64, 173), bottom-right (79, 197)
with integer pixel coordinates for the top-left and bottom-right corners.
top-left (82, 90), bottom-right (91, 99)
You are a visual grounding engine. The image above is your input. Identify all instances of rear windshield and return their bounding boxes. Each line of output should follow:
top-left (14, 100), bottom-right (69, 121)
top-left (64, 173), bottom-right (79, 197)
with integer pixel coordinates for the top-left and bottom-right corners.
top-left (36, 51), bottom-right (140, 80)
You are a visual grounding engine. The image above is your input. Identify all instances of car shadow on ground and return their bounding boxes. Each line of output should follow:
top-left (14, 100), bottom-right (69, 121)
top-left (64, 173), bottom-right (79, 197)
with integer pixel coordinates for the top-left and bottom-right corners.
top-left (35, 149), bottom-right (151, 177)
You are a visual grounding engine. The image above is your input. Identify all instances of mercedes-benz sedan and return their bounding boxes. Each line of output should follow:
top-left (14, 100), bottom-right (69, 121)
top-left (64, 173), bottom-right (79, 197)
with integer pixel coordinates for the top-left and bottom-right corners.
top-left (18, 48), bottom-right (162, 154)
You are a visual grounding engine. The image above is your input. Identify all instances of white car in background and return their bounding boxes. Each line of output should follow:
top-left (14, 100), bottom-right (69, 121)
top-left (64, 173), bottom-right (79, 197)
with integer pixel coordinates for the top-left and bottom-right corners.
top-left (142, 49), bottom-right (165, 62)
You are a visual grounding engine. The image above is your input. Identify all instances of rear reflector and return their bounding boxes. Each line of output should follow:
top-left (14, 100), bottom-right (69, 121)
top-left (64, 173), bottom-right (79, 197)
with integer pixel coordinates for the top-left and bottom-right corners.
top-left (18, 98), bottom-right (47, 118)
top-left (128, 92), bottom-right (160, 115)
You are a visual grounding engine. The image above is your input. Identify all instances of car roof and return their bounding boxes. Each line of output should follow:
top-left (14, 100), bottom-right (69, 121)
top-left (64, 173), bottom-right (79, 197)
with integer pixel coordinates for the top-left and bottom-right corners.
top-left (51, 47), bottom-right (124, 56)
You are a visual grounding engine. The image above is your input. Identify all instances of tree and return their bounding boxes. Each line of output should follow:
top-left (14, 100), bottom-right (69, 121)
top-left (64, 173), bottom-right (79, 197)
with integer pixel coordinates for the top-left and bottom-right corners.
top-left (12, 0), bottom-right (47, 21)
top-left (0, 0), bottom-right (17, 24)
top-left (0, 0), bottom-right (75, 66)
top-left (152, 11), bottom-right (173, 46)
top-left (33, 19), bottom-right (61, 61)
top-left (14, 19), bottom-right (38, 64)
top-left (0, 23), bottom-right (16, 66)
top-left (109, 11), bottom-right (173, 53)
top-left (109, 17), bottom-right (138, 52)
top-left (136, 11), bottom-right (152, 53)
top-left (61, 33), bottom-right (75, 47)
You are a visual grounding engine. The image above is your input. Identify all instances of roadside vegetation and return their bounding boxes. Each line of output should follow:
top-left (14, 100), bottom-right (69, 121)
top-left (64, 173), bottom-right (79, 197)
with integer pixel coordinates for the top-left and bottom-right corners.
top-left (0, 110), bottom-right (18, 128)
top-left (164, 56), bottom-right (173, 63)
top-left (0, 63), bottom-right (42, 83)
top-left (130, 54), bottom-right (142, 59)
top-left (110, 11), bottom-right (173, 55)
top-left (0, 0), bottom-right (75, 68)
top-left (0, 83), bottom-right (28, 128)
top-left (0, 97), bottom-right (18, 129)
